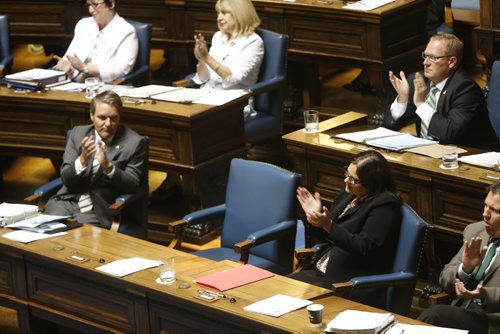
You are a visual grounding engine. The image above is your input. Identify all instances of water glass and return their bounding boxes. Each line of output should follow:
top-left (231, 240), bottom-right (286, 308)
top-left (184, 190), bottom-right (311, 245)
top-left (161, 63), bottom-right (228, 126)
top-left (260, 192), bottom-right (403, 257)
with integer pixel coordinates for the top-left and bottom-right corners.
top-left (303, 110), bottom-right (320, 133)
top-left (158, 258), bottom-right (176, 284)
top-left (84, 77), bottom-right (100, 99)
top-left (442, 145), bottom-right (459, 169)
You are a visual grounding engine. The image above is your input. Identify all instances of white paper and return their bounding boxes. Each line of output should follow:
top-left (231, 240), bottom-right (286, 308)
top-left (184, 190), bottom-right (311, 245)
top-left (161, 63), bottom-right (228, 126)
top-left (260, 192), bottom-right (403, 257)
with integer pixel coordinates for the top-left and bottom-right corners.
top-left (114, 85), bottom-right (180, 98)
top-left (243, 294), bottom-right (312, 317)
top-left (50, 82), bottom-right (85, 92)
top-left (2, 230), bottom-right (67, 243)
top-left (335, 127), bottom-right (401, 143)
top-left (8, 214), bottom-right (70, 230)
top-left (5, 68), bottom-right (66, 81)
top-left (0, 203), bottom-right (38, 218)
top-left (458, 151), bottom-right (500, 168)
top-left (343, 0), bottom-right (394, 11)
top-left (152, 88), bottom-right (205, 103)
top-left (326, 310), bottom-right (395, 333)
top-left (365, 133), bottom-right (437, 151)
top-left (193, 89), bottom-right (247, 106)
top-left (386, 323), bottom-right (469, 334)
top-left (96, 257), bottom-right (162, 277)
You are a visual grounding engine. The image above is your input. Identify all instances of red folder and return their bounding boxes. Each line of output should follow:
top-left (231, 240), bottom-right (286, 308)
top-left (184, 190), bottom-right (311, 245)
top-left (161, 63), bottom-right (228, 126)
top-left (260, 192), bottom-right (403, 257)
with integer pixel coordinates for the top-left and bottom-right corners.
top-left (194, 264), bottom-right (274, 291)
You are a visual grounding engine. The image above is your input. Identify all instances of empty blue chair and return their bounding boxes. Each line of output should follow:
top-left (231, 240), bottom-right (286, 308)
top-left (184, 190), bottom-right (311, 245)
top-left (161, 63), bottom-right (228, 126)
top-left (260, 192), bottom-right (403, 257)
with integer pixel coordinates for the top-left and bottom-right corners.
top-left (118, 19), bottom-right (151, 87)
top-left (488, 61), bottom-right (500, 141)
top-left (0, 15), bottom-right (13, 76)
top-left (168, 158), bottom-right (301, 275)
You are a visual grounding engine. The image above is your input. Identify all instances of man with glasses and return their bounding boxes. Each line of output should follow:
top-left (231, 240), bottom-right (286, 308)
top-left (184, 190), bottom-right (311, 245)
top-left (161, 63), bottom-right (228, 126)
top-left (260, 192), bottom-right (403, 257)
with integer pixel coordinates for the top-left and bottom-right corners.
top-left (53, 0), bottom-right (138, 83)
top-left (384, 33), bottom-right (497, 150)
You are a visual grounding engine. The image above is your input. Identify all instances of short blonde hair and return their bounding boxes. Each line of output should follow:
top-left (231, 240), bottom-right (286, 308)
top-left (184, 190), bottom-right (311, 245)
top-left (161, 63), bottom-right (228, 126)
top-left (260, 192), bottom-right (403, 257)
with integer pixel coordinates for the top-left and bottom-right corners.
top-left (215, 0), bottom-right (261, 37)
top-left (430, 33), bottom-right (464, 65)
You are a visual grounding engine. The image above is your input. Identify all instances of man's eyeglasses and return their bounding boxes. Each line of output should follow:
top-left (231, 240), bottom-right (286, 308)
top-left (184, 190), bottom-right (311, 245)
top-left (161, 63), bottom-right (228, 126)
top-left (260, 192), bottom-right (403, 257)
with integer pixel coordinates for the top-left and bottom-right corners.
top-left (86, 1), bottom-right (104, 9)
top-left (343, 167), bottom-right (361, 185)
top-left (421, 52), bottom-right (452, 63)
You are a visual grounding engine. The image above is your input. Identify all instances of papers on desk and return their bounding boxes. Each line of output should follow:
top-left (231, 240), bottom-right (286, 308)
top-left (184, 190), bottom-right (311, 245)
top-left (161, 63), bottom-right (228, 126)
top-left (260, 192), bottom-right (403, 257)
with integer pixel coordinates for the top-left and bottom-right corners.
top-left (50, 82), bottom-right (85, 92)
top-left (243, 294), bottom-right (312, 317)
top-left (0, 202), bottom-right (38, 226)
top-left (2, 230), bottom-right (67, 243)
top-left (385, 323), bottom-right (469, 334)
top-left (152, 88), bottom-right (247, 105)
top-left (194, 264), bottom-right (274, 291)
top-left (343, 0), bottom-right (395, 10)
top-left (7, 214), bottom-right (70, 233)
top-left (113, 84), bottom-right (180, 98)
top-left (96, 257), bottom-right (162, 277)
top-left (325, 310), bottom-right (395, 333)
top-left (4, 68), bottom-right (68, 89)
top-left (335, 127), bottom-right (437, 151)
top-left (458, 151), bottom-right (500, 169)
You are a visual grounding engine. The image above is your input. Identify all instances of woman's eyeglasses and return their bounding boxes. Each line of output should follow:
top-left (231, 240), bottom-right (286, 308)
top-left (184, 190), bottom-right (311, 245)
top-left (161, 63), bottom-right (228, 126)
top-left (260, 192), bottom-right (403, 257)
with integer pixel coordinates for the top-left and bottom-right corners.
top-left (343, 167), bottom-right (361, 185)
top-left (86, 1), bottom-right (104, 9)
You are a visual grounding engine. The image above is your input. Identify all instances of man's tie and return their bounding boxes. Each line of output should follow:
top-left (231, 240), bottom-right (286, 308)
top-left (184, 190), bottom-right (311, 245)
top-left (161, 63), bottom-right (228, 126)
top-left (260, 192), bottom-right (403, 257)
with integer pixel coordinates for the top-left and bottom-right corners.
top-left (78, 158), bottom-right (100, 213)
top-left (420, 85), bottom-right (438, 140)
top-left (458, 238), bottom-right (500, 309)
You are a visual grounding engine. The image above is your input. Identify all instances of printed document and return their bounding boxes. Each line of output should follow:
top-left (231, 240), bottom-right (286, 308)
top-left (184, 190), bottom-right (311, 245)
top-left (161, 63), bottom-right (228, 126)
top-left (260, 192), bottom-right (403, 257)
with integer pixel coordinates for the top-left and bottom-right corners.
top-left (243, 294), bottom-right (312, 317)
top-left (325, 309), bottom-right (395, 333)
top-left (2, 230), bottom-right (67, 243)
top-left (96, 257), bottom-right (162, 277)
top-left (386, 323), bottom-right (468, 334)
top-left (458, 151), bottom-right (500, 169)
top-left (343, 0), bottom-right (395, 10)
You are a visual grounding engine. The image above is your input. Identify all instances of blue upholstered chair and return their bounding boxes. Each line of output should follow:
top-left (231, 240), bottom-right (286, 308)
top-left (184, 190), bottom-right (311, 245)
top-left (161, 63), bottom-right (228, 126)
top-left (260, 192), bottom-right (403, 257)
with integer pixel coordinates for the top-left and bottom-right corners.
top-left (0, 15), bottom-right (13, 76)
top-left (296, 203), bottom-right (428, 315)
top-left (488, 61), bottom-right (500, 141)
top-left (25, 135), bottom-right (149, 239)
top-left (244, 28), bottom-right (288, 144)
top-left (168, 158), bottom-right (301, 275)
top-left (117, 19), bottom-right (151, 87)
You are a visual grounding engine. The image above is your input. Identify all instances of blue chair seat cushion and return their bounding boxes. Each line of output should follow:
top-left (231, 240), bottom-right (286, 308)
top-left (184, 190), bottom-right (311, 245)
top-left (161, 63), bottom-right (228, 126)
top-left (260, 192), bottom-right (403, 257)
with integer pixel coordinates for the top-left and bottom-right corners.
top-left (193, 248), bottom-right (289, 276)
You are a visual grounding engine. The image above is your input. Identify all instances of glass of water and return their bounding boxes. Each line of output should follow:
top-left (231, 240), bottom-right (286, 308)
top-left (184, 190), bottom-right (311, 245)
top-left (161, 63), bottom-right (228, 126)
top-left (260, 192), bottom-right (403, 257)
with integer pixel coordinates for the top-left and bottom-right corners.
top-left (442, 145), bottom-right (459, 169)
top-left (157, 258), bottom-right (176, 284)
top-left (303, 110), bottom-right (320, 133)
top-left (84, 77), bottom-right (100, 99)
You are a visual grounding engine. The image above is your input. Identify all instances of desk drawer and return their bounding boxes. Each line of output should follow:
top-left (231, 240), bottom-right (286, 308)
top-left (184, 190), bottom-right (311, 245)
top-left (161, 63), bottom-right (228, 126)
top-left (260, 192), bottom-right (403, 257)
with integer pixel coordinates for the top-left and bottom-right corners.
top-left (26, 262), bottom-right (148, 333)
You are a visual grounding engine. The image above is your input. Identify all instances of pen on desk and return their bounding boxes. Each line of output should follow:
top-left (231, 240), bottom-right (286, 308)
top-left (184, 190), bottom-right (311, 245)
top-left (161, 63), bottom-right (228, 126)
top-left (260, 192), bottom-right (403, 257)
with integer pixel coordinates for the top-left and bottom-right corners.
top-left (199, 289), bottom-right (226, 298)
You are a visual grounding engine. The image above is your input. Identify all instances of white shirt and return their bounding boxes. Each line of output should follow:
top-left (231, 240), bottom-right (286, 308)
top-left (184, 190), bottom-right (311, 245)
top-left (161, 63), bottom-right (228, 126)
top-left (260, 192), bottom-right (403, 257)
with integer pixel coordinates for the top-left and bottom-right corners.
top-left (64, 14), bottom-right (138, 83)
top-left (390, 78), bottom-right (449, 132)
top-left (193, 31), bottom-right (264, 91)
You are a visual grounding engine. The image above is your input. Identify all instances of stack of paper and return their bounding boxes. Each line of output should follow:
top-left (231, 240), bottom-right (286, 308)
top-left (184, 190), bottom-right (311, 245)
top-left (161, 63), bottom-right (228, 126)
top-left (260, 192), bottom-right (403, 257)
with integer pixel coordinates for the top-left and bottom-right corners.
top-left (4, 68), bottom-right (69, 90)
top-left (458, 151), bottom-right (500, 169)
top-left (96, 257), bottom-right (162, 277)
top-left (335, 127), bottom-right (437, 151)
top-left (7, 214), bottom-right (71, 233)
top-left (0, 202), bottom-right (39, 227)
top-left (113, 84), bottom-right (180, 98)
top-left (243, 294), bottom-right (312, 317)
top-left (325, 310), bottom-right (395, 333)
top-left (385, 323), bottom-right (468, 334)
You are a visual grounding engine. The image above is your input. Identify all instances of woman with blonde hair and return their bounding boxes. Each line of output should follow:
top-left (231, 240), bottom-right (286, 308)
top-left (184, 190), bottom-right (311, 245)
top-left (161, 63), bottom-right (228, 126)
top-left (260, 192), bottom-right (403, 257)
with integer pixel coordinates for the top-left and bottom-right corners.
top-left (192, 0), bottom-right (264, 117)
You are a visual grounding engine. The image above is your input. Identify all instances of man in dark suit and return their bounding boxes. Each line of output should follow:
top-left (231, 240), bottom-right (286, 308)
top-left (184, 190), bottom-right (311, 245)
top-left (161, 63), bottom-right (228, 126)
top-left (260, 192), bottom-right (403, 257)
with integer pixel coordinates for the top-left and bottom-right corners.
top-left (384, 33), bottom-right (498, 150)
top-left (418, 181), bottom-right (500, 334)
top-left (44, 90), bottom-right (147, 229)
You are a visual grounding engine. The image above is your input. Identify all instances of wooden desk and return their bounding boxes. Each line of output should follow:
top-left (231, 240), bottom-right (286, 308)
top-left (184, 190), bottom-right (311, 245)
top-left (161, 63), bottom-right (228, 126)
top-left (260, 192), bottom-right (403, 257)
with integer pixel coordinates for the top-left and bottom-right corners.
top-left (1, 0), bottom-right (428, 116)
top-left (283, 112), bottom-right (498, 282)
top-left (0, 86), bottom-right (247, 202)
top-left (0, 225), bottom-right (346, 333)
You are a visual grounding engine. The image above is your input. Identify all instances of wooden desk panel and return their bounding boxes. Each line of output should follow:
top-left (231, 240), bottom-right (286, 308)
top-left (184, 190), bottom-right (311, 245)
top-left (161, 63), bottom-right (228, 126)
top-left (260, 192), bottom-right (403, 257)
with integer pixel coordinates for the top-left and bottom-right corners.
top-left (0, 87), bottom-right (247, 202)
top-left (283, 112), bottom-right (496, 282)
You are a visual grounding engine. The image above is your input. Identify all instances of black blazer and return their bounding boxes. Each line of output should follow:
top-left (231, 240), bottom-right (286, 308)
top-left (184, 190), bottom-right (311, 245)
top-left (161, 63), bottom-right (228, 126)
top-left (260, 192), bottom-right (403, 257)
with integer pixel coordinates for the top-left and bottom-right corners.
top-left (383, 69), bottom-right (498, 150)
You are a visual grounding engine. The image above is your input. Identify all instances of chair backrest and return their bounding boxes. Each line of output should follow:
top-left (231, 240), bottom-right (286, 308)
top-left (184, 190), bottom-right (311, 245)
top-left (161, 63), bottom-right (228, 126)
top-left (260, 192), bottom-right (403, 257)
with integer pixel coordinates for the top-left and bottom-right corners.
top-left (0, 14), bottom-right (13, 75)
top-left (117, 136), bottom-right (149, 239)
top-left (221, 158), bottom-right (300, 273)
top-left (488, 61), bottom-right (500, 140)
top-left (245, 28), bottom-right (289, 144)
top-left (123, 19), bottom-right (151, 86)
top-left (386, 203), bottom-right (428, 314)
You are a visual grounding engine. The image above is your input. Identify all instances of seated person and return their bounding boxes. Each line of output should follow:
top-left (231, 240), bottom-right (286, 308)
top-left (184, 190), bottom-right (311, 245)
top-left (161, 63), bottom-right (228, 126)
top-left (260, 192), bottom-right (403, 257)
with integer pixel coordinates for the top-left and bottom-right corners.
top-left (383, 33), bottom-right (498, 150)
top-left (53, 0), bottom-right (138, 83)
top-left (418, 181), bottom-right (500, 334)
top-left (192, 0), bottom-right (264, 117)
top-left (288, 150), bottom-right (402, 309)
top-left (44, 90), bottom-right (147, 229)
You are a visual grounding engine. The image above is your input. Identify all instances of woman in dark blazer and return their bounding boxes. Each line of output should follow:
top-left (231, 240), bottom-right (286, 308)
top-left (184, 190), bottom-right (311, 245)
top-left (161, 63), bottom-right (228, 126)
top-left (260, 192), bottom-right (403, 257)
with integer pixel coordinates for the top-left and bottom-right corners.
top-left (289, 150), bottom-right (402, 308)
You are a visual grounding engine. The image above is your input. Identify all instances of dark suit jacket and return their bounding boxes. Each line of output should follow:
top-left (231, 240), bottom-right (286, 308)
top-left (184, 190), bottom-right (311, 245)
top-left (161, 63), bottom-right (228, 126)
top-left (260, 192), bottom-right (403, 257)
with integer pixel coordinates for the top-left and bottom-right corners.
top-left (383, 69), bottom-right (498, 150)
top-left (52, 124), bottom-right (147, 228)
top-left (308, 190), bottom-right (401, 306)
top-left (440, 221), bottom-right (500, 330)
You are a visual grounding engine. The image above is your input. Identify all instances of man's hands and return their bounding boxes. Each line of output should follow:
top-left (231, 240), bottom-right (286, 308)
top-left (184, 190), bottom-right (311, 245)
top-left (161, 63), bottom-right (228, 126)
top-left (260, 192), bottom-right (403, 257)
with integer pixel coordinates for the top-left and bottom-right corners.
top-left (296, 187), bottom-right (333, 232)
top-left (79, 136), bottom-right (112, 172)
top-left (455, 279), bottom-right (486, 301)
top-left (388, 71), bottom-right (428, 108)
top-left (462, 237), bottom-right (487, 274)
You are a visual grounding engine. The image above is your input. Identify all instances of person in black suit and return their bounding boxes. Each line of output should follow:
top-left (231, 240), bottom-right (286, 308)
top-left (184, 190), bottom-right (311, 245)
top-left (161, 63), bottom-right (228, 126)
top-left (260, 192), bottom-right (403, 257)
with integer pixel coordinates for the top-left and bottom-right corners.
top-left (288, 150), bottom-right (402, 309)
top-left (384, 33), bottom-right (498, 150)
top-left (44, 90), bottom-right (147, 229)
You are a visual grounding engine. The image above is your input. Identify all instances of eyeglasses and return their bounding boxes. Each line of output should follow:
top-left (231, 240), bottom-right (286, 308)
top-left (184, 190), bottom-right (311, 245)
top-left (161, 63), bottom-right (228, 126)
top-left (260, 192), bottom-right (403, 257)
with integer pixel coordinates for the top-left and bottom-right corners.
top-left (85, 1), bottom-right (104, 9)
top-left (421, 52), bottom-right (452, 63)
top-left (343, 167), bottom-right (361, 185)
